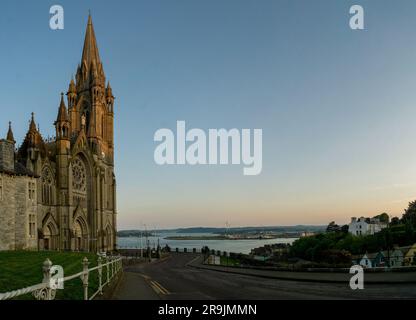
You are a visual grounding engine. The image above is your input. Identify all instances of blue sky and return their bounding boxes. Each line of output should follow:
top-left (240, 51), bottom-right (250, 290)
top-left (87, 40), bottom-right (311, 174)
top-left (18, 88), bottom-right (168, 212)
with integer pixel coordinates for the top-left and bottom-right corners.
top-left (2, 0), bottom-right (416, 229)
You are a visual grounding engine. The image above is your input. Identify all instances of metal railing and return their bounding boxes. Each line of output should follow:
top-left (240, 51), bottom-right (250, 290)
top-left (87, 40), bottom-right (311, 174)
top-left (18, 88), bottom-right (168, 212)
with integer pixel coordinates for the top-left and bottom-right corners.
top-left (0, 255), bottom-right (122, 301)
top-left (174, 248), bottom-right (202, 253)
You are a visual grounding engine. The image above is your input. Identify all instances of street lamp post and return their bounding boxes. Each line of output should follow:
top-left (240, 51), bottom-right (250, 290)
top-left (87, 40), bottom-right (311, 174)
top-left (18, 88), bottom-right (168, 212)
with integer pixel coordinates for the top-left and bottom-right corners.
top-left (140, 224), bottom-right (144, 259)
top-left (140, 230), bottom-right (143, 259)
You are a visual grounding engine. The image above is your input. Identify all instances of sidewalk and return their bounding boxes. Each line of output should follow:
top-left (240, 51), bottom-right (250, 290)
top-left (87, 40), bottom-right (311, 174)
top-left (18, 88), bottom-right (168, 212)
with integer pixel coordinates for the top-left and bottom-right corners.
top-left (187, 256), bottom-right (416, 284)
top-left (112, 272), bottom-right (160, 300)
top-left (111, 256), bottom-right (173, 300)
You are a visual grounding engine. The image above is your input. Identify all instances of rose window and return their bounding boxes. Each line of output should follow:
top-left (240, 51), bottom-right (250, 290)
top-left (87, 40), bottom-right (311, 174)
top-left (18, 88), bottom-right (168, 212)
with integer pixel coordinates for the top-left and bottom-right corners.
top-left (72, 158), bottom-right (87, 193)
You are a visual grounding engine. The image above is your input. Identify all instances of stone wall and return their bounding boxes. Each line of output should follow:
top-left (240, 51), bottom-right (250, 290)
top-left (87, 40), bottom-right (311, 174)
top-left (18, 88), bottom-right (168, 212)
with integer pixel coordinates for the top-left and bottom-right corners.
top-left (0, 140), bottom-right (14, 172)
top-left (0, 173), bottom-right (38, 251)
top-left (0, 174), bottom-right (16, 250)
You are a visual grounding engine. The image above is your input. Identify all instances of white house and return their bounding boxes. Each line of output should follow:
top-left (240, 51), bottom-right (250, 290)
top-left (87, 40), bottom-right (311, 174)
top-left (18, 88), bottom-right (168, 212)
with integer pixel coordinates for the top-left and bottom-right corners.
top-left (348, 217), bottom-right (387, 236)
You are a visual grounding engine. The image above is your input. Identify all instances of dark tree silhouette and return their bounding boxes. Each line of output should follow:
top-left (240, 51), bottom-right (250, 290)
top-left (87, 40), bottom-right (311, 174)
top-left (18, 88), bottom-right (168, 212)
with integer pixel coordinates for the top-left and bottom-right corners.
top-left (402, 201), bottom-right (416, 227)
top-left (341, 224), bottom-right (349, 233)
top-left (373, 212), bottom-right (389, 223)
top-left (390, 217), bottom-right (400, 226)
top-left (326, 221), bottom-right (341, 233)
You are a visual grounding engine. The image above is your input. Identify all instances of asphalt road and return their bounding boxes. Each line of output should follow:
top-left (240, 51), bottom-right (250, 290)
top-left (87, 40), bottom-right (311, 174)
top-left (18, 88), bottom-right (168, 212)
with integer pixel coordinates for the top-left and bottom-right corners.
top-left (113, 253), bottom-right (416, 300)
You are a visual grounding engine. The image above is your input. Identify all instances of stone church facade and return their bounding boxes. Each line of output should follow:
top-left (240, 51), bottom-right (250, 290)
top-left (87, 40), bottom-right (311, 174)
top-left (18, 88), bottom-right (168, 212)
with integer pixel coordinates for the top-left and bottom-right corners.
top-left (0, 15), bottom-right (117, 252)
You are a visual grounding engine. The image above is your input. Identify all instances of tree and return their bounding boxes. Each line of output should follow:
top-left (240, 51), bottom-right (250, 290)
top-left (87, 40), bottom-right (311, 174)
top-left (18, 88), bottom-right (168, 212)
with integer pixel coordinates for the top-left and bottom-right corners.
top-left (326, 221), bottom-right (341, 233)
top-left (341, 224), bottom-right (349, 233)
top-left (402, 201), bottom-right (416, 227)
top-left (319, 249), bottom-right (352, 265)
top-left (390, 217), bottom-right (400, 226)
top-left (374, 213), bottom-right (389, 224)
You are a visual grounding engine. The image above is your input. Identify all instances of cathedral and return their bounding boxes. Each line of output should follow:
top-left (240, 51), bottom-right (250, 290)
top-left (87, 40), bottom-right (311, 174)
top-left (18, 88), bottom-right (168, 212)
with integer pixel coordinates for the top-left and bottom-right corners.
top-left (0, 15), bottom-right (117, 252)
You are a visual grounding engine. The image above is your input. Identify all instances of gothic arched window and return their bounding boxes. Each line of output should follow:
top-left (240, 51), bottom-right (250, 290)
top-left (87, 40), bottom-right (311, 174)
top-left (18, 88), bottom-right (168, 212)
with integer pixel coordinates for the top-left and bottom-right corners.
top-left (42, 167), bottom-right (54, 205)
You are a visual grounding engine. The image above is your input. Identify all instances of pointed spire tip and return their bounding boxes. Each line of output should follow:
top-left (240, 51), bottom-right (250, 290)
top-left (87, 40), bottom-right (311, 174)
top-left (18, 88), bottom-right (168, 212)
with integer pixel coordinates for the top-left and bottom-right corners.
top-left (57, 92), bottom-right (69, 123)
top-left (6, 120), bottom-right (15, 142)
top-left (28, 112), bottom-right (37, 132)
top-left (81, 11), bottom-right (101, 74)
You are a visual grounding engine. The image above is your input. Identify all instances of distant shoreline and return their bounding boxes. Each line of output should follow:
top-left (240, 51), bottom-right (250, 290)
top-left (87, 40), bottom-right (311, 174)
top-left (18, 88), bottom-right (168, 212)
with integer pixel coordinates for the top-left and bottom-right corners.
top-left (117, 225), bottom-right (325, 238)
top-left (164, 235), bottom-right (298, 241)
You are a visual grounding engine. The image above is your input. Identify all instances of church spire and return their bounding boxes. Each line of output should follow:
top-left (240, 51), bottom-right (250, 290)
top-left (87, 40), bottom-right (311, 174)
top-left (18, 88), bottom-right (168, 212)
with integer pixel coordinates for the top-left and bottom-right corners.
top-left (68, 77), bottom-right (76, 94)
top-left (29, 112), bottom-right (37, 132)
top-left (56, 93), bottom-right (69, 122)
top-left (55, 93), bottom-right (70, 140)
top-left (67, 77), bottom-right (77, 110)
top-left (106, 82), bottom-right (115, 113)
top-left (77, 14), bottom-right (105, 91)
top-left (6, 121), bottom-right (15, 143)
top-left (106, 81), bottom-right (113, 98)
top-left (81, 14), bottom-right (101, 72)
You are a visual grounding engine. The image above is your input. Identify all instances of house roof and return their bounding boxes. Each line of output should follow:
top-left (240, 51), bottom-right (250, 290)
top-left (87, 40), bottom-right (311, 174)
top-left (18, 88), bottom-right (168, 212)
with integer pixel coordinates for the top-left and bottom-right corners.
top-left (362, 251), bottom-right (384, 260)
top-left (366, 253), bottom-right (379, 259)
top-left (404, 244), bottom-right (416, 257)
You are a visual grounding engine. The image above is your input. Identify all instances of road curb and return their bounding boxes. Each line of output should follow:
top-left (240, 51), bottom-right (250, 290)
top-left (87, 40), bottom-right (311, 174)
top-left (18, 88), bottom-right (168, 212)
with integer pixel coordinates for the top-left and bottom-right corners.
top-left (187, 257), bottom-right (416, 285)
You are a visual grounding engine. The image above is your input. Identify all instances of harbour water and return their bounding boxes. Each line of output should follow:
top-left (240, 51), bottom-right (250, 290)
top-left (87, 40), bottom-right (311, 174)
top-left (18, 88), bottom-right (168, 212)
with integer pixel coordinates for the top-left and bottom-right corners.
top-left (117, 232), bottom-right (297, 254)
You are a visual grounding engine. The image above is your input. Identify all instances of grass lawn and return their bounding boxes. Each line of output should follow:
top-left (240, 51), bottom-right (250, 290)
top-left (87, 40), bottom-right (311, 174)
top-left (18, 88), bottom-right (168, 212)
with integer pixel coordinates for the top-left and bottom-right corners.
top-left (0, 251), bottom-right (101, 300)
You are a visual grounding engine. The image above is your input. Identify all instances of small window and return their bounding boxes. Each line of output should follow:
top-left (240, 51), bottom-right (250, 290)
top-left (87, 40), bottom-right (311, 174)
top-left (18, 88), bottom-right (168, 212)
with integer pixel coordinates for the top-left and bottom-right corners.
top-left (29, 214), bottom-right (36, 237)
top-left (28, 181), bottom-right (36, 200)
top-left (102, 115), bottom-right (105, 137)
top-left (0, 177), bottom-right (3, 201)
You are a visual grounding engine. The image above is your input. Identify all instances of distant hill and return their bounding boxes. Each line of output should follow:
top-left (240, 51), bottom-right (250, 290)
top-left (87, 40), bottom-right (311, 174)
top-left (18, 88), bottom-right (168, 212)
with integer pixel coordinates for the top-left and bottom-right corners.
top-left (117, 225), bottom-right (325, 237)
top-left (174, 225), bottom-right (326, 234)
top-left (116, 230), bottom-right (155, 237)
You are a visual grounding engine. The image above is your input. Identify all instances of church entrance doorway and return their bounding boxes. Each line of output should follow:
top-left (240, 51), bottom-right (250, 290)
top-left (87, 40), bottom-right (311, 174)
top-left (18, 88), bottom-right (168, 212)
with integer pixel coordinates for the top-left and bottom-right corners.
top-left (73, 218), bottom-right (89, 252)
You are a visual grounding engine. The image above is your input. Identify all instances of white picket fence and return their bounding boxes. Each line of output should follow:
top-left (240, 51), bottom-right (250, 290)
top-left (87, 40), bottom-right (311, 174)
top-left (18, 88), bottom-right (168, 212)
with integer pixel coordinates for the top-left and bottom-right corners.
top-left (0, 255), bottom-right (123, 300)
